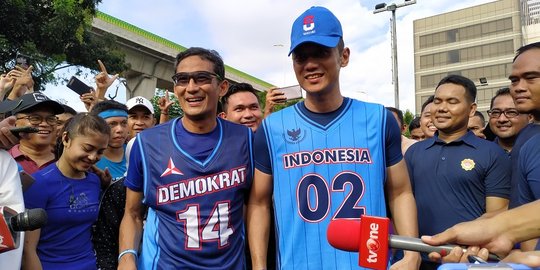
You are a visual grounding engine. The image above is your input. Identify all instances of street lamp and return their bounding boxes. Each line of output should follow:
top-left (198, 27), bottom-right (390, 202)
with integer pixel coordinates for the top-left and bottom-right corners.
top-left (374, 0), bottom-right (417, 109)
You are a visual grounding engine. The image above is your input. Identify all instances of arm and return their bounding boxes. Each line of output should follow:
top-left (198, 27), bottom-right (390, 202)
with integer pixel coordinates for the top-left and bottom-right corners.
top-left (117, 188), bottom-right (144, 270)
top-left (22, 229), bottom-right (42, 270)
top-left (0, 73), bottom-right (15, 100)
top-left (485, 196), bottom-right (508, 214)
top-left (246, 169), bottom-right (273, 270)
top-left (386, 159), bottom-right (421, 270)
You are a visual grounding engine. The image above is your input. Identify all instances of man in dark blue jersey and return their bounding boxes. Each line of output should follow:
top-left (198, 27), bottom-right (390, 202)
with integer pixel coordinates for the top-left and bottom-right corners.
top-left (118, 47), bottom-right (253, 270)
top-left (247, 6), bottom-right (420, 270)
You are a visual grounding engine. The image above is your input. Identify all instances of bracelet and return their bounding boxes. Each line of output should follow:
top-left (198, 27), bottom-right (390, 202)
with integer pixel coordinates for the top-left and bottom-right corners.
top-left (118, 249), bottom-right (138, 262)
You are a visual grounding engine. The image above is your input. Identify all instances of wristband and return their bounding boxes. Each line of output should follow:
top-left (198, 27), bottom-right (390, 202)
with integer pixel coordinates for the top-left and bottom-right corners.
top-left (118, 249), bottom-right (138, 262)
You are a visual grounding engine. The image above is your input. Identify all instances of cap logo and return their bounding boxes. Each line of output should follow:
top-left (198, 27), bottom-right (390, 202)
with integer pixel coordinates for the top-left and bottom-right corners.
top-left (303, 15), bottom-right (315, 33)
top-left (136, 97), bottom-right (144, 104)
top-left (32, 93), bottom-right (48, 102)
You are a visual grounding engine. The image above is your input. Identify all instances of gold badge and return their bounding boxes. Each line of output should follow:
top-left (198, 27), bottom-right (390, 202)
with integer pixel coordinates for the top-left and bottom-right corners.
top-left (461, 159), bottom-right (475, 171)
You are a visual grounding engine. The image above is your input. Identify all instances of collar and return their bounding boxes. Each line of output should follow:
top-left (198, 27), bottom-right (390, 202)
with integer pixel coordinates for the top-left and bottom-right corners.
top-left (8, 144), bottom-right (24, 159)
top-left (424, 130), bottom-right (479, 149)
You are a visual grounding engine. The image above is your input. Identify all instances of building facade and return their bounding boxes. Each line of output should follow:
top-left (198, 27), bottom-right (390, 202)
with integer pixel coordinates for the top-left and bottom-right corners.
top-left (413, 0), bottom-right (540, 116)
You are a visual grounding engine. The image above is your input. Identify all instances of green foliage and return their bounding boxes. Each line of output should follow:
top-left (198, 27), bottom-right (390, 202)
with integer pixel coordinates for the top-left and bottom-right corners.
top-left (151, 89), bottom-right (183, 120)
top-left (403, 109), bottom-right (415, 138)
top-left (0, 0), bottom-right (129, 90)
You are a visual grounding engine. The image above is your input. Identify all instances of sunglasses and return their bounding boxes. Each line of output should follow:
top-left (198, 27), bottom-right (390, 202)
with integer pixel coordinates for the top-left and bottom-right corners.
top-left (172, 71), bottom-right (221, 87)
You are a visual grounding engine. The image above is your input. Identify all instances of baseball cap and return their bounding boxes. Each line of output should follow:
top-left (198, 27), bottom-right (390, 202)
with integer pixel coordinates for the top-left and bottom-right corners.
top-left (126, 96), bottom-right (154, 114)
top-left (289, 6), bottom-right (343, 55)
top-left (0, 92), bottom-right (64, 115)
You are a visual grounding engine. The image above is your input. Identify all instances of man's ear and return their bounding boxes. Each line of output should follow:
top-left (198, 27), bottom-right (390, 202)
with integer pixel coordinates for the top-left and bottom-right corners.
top-left (219, 80), bottom-right (229, 97)
top-left (340, 47), bottom-right (350, 67)
top-left (218, 112), bottom-right (226, 119)
top-left (469, 103), bottom-right (478, 118)
top-left (62, 131), bottom-right (70, 146)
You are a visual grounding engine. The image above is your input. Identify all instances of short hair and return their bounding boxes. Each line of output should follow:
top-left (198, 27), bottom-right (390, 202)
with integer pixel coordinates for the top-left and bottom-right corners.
top-left (386, 107), bottom-right (404, 127)
top-left (221, 83), bottom-right (260, 112)
top-left (489, 87), bottom-right (511, 109)
top-left (175, 47), bottom-right (225, 80)
top-left (436, 74), bottom-right (477, 103)
top-left (61, 104), bottom-right (77, 115)
top-left (513, 42), bottom-right (540, 62)
top-left (90, 100), bottom-right (128, 115)
top-left (408, 116), bottom-right (421, 133)
top-left (472, 111), bottom-right (485, 124)
top-left (421, 95), bottom-right (434, 114)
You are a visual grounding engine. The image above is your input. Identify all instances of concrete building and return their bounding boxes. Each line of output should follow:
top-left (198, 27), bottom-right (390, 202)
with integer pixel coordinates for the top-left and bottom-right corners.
top-left (413, 0), bottom-right (540, 116)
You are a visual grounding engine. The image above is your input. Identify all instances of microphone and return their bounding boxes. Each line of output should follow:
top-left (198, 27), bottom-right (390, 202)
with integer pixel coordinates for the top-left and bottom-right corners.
top-left (327, 215), bottom-right (500, 270)
top-left (0, 206), bottom-right (47, 253)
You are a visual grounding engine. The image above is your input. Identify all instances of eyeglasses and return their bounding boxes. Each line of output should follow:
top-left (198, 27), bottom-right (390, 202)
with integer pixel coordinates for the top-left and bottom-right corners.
top-left (172, 71), bottom-right (221, 87)
top-left (16, 114), bottom-right (59, 125)
top-left (487, 109), bottom-right (520, 119)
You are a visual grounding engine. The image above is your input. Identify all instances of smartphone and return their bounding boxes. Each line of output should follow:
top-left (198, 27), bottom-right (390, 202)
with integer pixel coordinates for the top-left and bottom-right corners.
top-left (10, 126), bottom-right (39, 138)
top-left (67, 76), bottom-right (92, 95)
top-left (278, 85), bottom-right (303, 100)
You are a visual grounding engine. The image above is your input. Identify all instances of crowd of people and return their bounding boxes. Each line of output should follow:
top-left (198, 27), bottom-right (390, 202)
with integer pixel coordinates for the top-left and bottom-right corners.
top-left (1, 5), bottom-right (540, 270)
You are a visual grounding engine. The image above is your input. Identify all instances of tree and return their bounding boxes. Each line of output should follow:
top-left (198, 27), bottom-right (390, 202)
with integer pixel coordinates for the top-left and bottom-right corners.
top-left (0, 0), bottom-right (128, 91)
top-left (403, 109), bottom-right (415, 138)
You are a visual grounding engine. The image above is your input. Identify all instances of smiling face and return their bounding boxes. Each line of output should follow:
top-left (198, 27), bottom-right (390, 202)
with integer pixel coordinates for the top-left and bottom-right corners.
top-left (15, 108), bottom-right (57, 148)
top-left (61, 131), bottom-right (108, 175)
top-left (509, 48), bottom-right (540, 117)
top-left (489, 94), bottom-right (530, 140)
top-left (222, 91), bottom-right (262, 132)
top-left (432, 83), bottom-right (476, 136)
top-left (173, 55), bottom-right (228, 124)
top-left (420, 102), bottom-right (437, 138)
top-left (292, 42), bottom-right (349, 97)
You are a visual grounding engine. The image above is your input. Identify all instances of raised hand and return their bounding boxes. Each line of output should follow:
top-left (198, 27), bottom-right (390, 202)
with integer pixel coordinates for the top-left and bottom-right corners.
top-left (94, 59), bottom-right (119, 100)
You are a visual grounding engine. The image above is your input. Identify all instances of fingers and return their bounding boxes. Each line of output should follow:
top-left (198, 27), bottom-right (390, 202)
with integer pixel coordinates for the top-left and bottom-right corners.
top-left (421, 230), bottom-right (456, 247)
top-left (25, 65), bottom-right (34, 74)
top-left (97, 59), bottom-right (107, 73)
top-left (111, 73), bottom-right (119, 82)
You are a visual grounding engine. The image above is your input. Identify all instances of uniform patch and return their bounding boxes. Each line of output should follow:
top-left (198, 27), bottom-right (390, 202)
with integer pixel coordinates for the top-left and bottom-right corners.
top-left (461, 158), bottom-right (475, 171)
top-left (284, 128), bottom-right (306, 144)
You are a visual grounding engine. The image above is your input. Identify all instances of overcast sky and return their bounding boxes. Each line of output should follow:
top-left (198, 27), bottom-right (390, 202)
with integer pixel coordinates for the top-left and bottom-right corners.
top-left (46, 0), bottom-right (495, 113)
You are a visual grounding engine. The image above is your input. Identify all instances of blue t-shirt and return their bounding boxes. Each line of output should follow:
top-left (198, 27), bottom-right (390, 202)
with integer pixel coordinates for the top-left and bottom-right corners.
top-left (25, 163), bottom-right (100, 270)
top-left (253, 98), bottom-right (401, 270)
top-left (126, 118), bottom-right (253, 270)
top-left (517, 133), bottom-right (540, 204)
top-left (509, 123), bottom-right (540, 208)
top-left (405, 131), bottom-right (510, 237)
top-left (95, 145), bottom-right (127, 182)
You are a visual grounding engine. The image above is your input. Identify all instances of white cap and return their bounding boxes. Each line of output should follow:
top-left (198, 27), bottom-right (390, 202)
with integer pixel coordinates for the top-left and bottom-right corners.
top-left (126, 96), bottom-right (154, 114)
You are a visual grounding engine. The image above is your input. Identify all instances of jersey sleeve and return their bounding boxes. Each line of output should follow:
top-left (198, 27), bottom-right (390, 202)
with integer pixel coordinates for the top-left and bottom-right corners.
top-left (484, 145), bottom-right (511, 199)
top-left (518, 135), bottom-right (540, 204)
top-left (125, 137), bottom-right (144, 192)
top-left (384, 112), bottom-right (403, 167)
top-left (253, 124), bottom-right (272, 174)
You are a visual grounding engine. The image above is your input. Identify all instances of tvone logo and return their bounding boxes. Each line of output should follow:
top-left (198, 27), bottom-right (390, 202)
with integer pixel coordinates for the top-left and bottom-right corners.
top-left (366, 222), bottom-right (380, 263)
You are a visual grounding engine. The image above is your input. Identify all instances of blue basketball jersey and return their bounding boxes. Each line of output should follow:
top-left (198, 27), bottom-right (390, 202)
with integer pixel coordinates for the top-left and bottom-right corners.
top-left (263, 99), bottom-right (388, 269)
top-left (135, 118), bottom-right (253, 269)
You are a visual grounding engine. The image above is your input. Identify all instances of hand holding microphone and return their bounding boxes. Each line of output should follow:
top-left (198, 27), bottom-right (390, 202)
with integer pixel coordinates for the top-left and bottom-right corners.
top-left (326, 215), bottom-right (500, 270)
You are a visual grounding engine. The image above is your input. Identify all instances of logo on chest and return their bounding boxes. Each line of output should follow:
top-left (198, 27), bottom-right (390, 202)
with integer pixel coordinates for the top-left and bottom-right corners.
top-left (284, 128), bottom-right (306, 144)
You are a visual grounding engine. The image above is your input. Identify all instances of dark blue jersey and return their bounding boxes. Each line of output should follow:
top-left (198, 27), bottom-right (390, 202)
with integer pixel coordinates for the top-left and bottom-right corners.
top-left (126, 118), bottom-right (253, 270)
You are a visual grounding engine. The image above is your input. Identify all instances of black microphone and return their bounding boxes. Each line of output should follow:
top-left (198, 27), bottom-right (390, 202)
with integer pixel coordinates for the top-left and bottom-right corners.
top-left (9, 208), bottom-right (48, 231)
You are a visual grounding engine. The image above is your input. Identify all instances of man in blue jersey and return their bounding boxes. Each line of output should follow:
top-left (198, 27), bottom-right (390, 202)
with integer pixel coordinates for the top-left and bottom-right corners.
top-left (406, 74), bottom-right (510, 270)
top-left (118, 47), bottom-right (253, 270)
top-left (247, 6), bottom-right (420, 270)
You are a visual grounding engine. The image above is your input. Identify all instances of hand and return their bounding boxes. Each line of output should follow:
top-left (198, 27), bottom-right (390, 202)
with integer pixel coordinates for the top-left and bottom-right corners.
top-left (0, 73), bottom-right (16, 99)
top-left (390, 251), bottom-right (421, 270)
top-left (0, 116), bottom-right (19, 150)
top-left (421, 219), bottom-right (514, 258)
top-left (158, 91), bottom-right (173, 115)
top-left (427, 245), bottom-right (490, 264)
top-left (80, 90), bottom-right (98, 112)
top-left (91, 165), bottom-right (112, 189)
top-left (8, 65), bottom-right (34, 99)
top-left (94, 59), bottom-right (119, 99)
top-left (502, 250), bottom-right (540, 267)
top-left (264, 87), bottom-right (286, 117)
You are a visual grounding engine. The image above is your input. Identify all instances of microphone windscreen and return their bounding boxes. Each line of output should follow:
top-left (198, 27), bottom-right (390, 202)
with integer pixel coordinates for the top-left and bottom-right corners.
top-left (326, 219), bottom-right (361, 252)
top-left (11, 208), bottom-right (48, 231)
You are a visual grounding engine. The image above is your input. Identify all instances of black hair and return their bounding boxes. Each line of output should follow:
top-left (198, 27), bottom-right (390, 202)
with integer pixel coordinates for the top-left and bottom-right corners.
top-left (472, 111), bottom-right (485, 124)
top-left (513, 42), bottom-right (540, 62)
top-left (221, 83), bottom-right (260, 112)
top-left (408, 116), bottom-right (421, 133)
top-left (489, 87), bottom-right (511, 109)
top-left (55, 113), bottom-right (111, 159)
top-left (61, 104), bottom-right (77, 115)
top-left (386, 106), bottom-right (404, 127)
top-left (421, 95), bottom-right (434, 114)
top-left (436, 74), bottom-right (477, 104)
top-left (175, 47), bottom-right (225, 80)
top-left (90, 99), bottom-right (128, 115)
